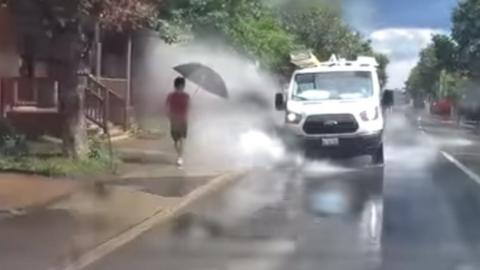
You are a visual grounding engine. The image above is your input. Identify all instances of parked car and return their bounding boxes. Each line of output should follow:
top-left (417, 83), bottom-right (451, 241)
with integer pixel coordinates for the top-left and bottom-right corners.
top-left (430, 99), bottom-right (453, 115)
top-left (458, 91), bottom-right (480, 122)
top-left (413, 98), bottom-right (425, 109)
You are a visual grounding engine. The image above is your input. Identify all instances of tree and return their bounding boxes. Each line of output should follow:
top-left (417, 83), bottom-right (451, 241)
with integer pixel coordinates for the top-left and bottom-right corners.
top-left (406, 33), bottom-right (461, 101)
top-left (157, 0), bottom-right (300, 72)
top-left (452, 0), bottom-right (480, 76)
top-left (431, 34), bottom-right (457, 72)
top-left (438, 70), bottom-right (466, 100)
top-left (405, 45), bottom-right (438, 99)
top-left (277, 4), bottom-right (388, 86)
top-left (8, 0), bottom-right (161, 159)
top-left (279, 7), bottom-right (361, 60)
top-left (374, 53), bottom-right (389, 89)
top-left (406, 66), bottom-right (422, 98)
top-left (226, 14), bottom-right (297, 70)
top-left (277, 2), bottom-right (374, 59)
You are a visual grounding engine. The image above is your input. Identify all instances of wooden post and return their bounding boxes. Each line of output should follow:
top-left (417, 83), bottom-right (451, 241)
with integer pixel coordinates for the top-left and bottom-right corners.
top-left (0, 78), bottom-right (4, 118)
top-left (13, 79), bottom-right (18, 106)
top-left (53, 81), bottom-right (59, 109)
top-left (33, 78), bottom-right (38, 104)
top-left (125, 34), bottom-right (132, 128)
top-left (126, 35), bottom-right (132, 106)
top-left (104, 88), bottom-right (110, 134)
top-left (95, 23), bottom-right (102, 78)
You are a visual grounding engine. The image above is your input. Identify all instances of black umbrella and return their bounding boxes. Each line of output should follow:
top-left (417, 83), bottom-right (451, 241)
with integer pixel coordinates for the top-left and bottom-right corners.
top-left (174, 63), bottom-right (228, 98)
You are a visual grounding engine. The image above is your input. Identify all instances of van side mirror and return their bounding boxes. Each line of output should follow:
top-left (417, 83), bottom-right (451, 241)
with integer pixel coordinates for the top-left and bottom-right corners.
top-left (275, 93), bottom-right (285, 111)
top-left (382, 90), bottom-right (394, 107)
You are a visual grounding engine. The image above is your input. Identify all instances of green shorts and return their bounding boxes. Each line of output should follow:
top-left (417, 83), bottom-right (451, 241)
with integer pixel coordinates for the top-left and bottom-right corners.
top-left (170, 121), bottom-right (187, 141)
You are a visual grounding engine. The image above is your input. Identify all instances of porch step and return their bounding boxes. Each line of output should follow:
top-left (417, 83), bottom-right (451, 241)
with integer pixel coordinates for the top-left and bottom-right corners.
top-left (10, 106), bottom-right (58, 113)
top-left (86, 120), bottom-right (129, 141)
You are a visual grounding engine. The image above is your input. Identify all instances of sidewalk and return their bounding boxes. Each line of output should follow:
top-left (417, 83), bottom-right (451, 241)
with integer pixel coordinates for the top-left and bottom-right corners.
top-left (114, 136), bottom-right (229, 178)
top-left (0, 135), bottom-right (244, 270)
top-left (0, 174), bottom-right (78, 212)
top-left (0, 136), bottom-right (176, 213)
top-left (417, 110), bottom-right (480, 131)
top-left (114, 135), bottom-right (175, 165)
top-left (415, 110), bottom-right (480, 177)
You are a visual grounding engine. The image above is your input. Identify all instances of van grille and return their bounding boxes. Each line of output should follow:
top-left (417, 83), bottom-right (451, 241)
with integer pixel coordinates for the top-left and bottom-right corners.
top-left (303, 114), bottom-right (359, 134)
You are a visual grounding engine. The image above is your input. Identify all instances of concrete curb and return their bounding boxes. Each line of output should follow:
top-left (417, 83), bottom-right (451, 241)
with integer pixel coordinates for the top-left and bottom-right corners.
top-left (50, 170), bottom-right (247, 270)
top-left (109, 133), bottom-right (132, 143)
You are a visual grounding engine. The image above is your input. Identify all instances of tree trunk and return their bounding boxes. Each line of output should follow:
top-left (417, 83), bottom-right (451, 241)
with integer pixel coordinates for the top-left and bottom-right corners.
top-left (52, 31), bottom-right (88, 159)
top-left (59, 63), bottom-right (88, 159)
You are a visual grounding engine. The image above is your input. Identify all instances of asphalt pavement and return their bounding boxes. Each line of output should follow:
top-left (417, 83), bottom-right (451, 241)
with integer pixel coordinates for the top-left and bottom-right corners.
top-left (79, 110), bottom-right (480, 270)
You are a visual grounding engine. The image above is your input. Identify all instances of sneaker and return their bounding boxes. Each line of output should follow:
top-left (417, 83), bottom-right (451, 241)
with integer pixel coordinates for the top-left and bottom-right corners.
top-left (176, 157), bottom-right (184, 167)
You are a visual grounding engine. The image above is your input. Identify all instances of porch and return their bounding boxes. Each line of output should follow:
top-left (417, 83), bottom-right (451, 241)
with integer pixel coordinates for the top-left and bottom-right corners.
top-left (0, 75), bottom-right (132, 138)
top-left (0, 4), bottom-right (135, 138)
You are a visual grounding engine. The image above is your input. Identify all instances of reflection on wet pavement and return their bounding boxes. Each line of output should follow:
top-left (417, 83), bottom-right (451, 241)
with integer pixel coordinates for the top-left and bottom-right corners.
top-left (110, 176), bottom-right (210, 197)
top-left (84, 112), bottom-right (480, 270)
top-left (115, 161), bottom-right (385, 270)
top-left (0, 209), bottom-right (77, 270)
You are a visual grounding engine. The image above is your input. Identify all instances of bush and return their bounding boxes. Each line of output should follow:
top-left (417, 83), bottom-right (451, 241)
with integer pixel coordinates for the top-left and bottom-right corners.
top-left (0, 120), bottom-right (28, 157)
top-left (0, 134), bottom-right (120, 178)
top-left (88, 137), bottom-right (110, 160)
top-left (88, 137), bottom-right (120, 170)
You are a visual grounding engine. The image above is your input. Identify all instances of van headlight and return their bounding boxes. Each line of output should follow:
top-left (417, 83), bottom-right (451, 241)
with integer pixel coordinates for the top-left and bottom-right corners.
top-left (360, 107), bottom-right (379, 121)
top-left (286, 112), bottom-right (303, 124)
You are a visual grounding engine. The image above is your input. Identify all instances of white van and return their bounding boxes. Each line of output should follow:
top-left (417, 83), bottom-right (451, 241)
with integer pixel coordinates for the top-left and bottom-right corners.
top-left (275, 55), bottom-right (385, 164)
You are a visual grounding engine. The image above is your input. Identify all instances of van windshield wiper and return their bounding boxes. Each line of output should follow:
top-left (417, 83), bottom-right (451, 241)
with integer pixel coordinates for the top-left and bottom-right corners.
top-left (293, 95), bottom-right (309, 101)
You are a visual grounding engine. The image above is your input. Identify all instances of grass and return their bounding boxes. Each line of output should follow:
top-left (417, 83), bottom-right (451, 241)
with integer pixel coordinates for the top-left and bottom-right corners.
top-left (0, 156), bottom-right (117, 177)
top-left (0, 138), bottom-right (120, 178)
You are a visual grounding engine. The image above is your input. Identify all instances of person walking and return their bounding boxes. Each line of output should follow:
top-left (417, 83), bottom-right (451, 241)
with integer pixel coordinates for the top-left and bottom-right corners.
top-left (166, 77), bottom-right (190, 167)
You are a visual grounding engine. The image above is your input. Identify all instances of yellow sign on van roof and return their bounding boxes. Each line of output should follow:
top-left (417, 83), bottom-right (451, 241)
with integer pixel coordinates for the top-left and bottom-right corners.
top-left (290, 50), bottom-right (321, 69)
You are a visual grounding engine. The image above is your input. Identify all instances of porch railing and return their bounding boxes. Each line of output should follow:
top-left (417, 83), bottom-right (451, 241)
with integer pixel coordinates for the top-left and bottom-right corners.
top-left (0, 77), bottom-right (59, 111)
top-left (0, 75), bottom-right (128, 133)
top-left (98, 77), bottom-right (128, 100)
top-left (84, 74), bottom-right (127, 134)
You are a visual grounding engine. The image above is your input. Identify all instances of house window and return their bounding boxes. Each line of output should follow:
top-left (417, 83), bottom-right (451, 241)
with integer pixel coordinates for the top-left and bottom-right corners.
top-left (101, 33), bottom-right (127, 78)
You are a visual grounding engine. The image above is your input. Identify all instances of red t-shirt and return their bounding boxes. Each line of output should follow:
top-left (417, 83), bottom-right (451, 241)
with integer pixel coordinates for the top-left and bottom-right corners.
top-left (166, 91), bottom-right (190, 121)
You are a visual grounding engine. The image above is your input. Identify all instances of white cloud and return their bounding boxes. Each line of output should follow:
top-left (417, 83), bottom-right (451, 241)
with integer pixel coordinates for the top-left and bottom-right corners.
top-left (369, 28), bottom-right (446, 89)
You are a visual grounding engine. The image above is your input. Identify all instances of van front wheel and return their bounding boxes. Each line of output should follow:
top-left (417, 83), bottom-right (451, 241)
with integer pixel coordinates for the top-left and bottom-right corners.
top-left (372, 144), bottom-right (384, 165)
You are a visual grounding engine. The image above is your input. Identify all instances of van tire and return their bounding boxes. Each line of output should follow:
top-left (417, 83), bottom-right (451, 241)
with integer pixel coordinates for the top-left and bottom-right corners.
top-left (372, 144), bottom-right (384, 165)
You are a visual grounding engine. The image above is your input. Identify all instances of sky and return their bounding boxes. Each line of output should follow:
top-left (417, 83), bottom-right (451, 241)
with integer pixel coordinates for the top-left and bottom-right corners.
top-left (342, 0), bottom-right (458, 88)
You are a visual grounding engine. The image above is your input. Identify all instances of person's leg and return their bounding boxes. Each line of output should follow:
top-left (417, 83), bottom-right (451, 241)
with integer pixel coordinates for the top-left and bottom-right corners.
top-left (176, 138), bottom-right (184, 166)
top-left (171, 121), bottom-right (183, 166)
top-left (176, 122), bottom-right (187, 167)
top-left (173, 139), bottom-right (181, 155)
top-left (177, 138), bottom-right (184, 156)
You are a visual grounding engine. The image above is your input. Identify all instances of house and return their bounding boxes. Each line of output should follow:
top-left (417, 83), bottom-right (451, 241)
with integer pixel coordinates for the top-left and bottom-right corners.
top-left (0, 4), bottom-right (136, 138)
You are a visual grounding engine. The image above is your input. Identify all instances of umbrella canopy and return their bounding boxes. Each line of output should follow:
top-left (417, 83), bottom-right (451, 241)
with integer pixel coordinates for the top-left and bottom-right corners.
top-left (174, 63), bottom-right (228, 98)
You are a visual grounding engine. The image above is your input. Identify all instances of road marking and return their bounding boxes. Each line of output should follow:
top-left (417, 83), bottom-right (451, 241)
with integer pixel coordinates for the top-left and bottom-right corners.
top-left (419, 115), bottom-right (480, 186)
top-left (448, 153), bottom-right (480, 158)
top-left (441, 151), bottom-right (480, 186)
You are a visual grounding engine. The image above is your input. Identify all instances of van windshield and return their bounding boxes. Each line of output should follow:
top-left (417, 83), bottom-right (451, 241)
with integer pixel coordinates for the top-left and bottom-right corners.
top-left (293, 71), bottom-right (374, 101)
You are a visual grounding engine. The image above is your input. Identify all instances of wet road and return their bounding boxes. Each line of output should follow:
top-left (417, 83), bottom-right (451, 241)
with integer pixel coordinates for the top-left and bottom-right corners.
top-left (86, 111), bottom-right (480, 270)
